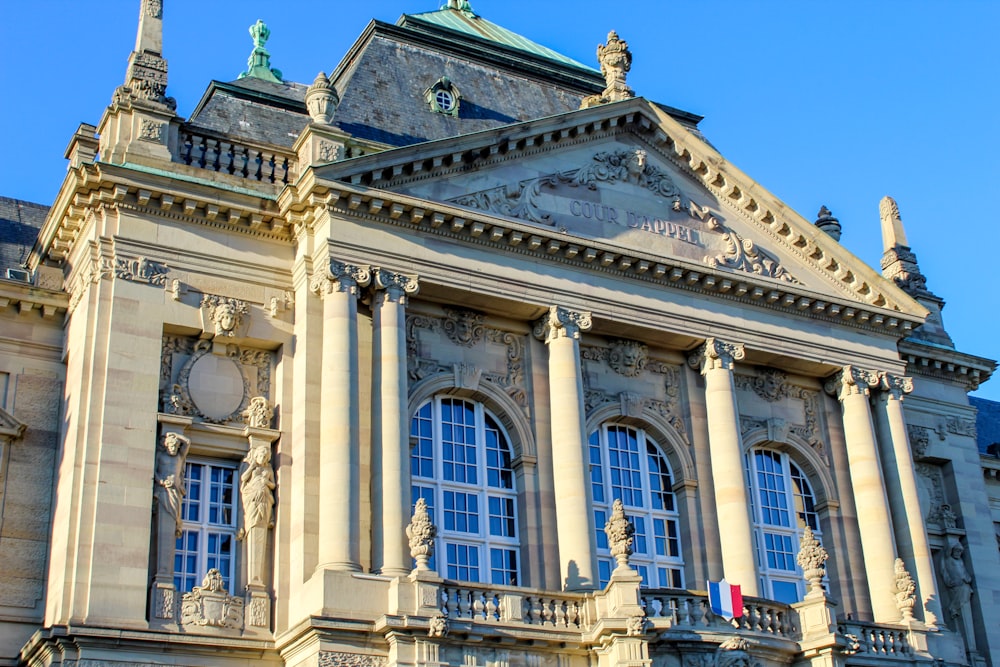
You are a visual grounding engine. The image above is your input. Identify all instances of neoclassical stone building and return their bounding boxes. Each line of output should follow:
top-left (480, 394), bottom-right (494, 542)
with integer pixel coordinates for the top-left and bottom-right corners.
top-left (1, 2), bottom-right (998, 667)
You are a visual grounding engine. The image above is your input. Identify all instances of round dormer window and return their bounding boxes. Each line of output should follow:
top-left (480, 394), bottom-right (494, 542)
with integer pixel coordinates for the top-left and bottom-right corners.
top-left (435, 89), bottom-right (456, 113)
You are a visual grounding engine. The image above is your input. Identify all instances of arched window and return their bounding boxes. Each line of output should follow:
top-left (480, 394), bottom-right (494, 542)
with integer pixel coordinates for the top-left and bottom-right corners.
top-left (589, 424), bottom-right (684, 588)
top-left (745, 449), bottom-right (820, 604)
top-left (410, 396), bottom-right (519, 584)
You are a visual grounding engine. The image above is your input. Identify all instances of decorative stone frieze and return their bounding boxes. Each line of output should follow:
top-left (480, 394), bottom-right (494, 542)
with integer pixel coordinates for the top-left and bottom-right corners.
top-left (241, 396), bottom-right (273, 429)
top-left (443, 307), bottom-right (486, 347)
top-left (705, 223), bottom-right (798, 283)
top-left (907, 424), bottom-right (930, 459)
top-left (138, 119), bottom-right (165, 142)
top-left (823, 365), bottom-right (880, 400)
top-left (604, 498), bottom-right (635, 571)
top-left (318, 652), bottom-right (387, 667)
top-left (687, 338), bottom-right (745, 374)
top-left (154, 432), bottom-right (190, 538)
top-left (797, 526), bottom-right (828, 598)
top-left (407, 497), bottom-right (437, 571)
top-left (201, 295), bottom-right (250, 338)
top-left (179, 569), bottom-right (244, 629)
top-left (893, 558), bottom-right (917, 622)
top-left (608, 338), bottom-right (648, 377)
top-left (532, 305), bottom-right (592, 343)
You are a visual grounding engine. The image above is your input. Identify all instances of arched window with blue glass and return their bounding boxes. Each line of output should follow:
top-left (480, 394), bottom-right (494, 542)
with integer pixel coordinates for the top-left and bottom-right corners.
top-left (410, 396), bottom-right (520, 584)
top-left (589, 423), bottom-right (685, 588)
top-left (745, 448), bottom-right (821, 604)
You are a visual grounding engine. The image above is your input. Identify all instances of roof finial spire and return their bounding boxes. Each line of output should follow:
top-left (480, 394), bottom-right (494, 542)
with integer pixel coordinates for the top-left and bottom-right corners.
top-left (445, 0), bottom-right (476, 16)
top-left (581, 30), bottom-right (635, 108)
top-left (112, 0), bottom-right (176, 110)
top-left (238, 20), bottom-right (283, 83)
top-left (879, 196), bottom-right (926, 296)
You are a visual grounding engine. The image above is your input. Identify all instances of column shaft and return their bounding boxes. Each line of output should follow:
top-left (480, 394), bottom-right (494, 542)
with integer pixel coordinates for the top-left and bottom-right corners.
top-left (371, 270), bottom-right (418, 576)
top-left (689, 339), bottom-right (758, 596)
top-left (534, 306), bottom-right (596, 590)
top-left (313, 263), bottom-right (370, 571)
top-left (877, 374), bottom-right (942, 627)
top-left (827, 366), bottom-right (899, 623)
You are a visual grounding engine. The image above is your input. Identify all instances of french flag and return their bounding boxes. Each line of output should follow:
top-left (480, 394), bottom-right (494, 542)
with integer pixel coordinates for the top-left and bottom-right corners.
top-left (707, 579), bottom-right (743, 621)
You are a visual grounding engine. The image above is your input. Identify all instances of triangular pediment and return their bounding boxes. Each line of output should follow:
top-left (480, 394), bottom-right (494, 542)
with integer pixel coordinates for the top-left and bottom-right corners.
top-left (311, 98), bottom-right (927, 325)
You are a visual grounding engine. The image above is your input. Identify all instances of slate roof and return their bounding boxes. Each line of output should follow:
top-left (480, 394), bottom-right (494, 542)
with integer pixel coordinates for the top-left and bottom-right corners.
top-left (970, 396), bottom-right (1000, 454)
top-left (0, 197), bottom-right (47, 279)
top-left (187, 79), bottom-right (309, 149)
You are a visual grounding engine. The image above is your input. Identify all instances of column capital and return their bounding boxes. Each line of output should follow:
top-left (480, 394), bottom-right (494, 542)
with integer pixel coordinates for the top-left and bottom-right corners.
top-left (373, 268), bottom-right (419, 304)
top-left (824, 365), bottom-right (880, 401)
top-left (686, 338), bottom-right (745, 375)
top-left (878, 372), bottom-right (914, 401)
top-left (310, 260), bottom-right (372, 297)
top-left (532, 305), bottom-right (592, 343)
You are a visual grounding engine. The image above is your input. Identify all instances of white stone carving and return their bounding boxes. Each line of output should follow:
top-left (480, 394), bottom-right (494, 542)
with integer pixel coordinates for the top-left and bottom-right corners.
top-left (608, 339), bottom-right (647, 377)
top-left (894, 558), bottom-right (916, 622)
top-left (241, 396), bottom-right (273, 429)
top-left (201, 295), bottom-right (249, 337)
top-left (407, 497), bottom-right (437, 571)
top-left (155, 432), bottom-right (190, 537)
top-left (942, 539), bottom-right (972, 620)
top-left (305, 72), bottom-right (339, 125)
top-left (443, 307), bottom-right (485, 347)
top-left (240, 445), bottom-right (275, 586)
top-left (532, 306), bottom-right (592, 343)
top-left (604, 498), bottom-right (635, 571)
top-left (318, 653), bottom-right (387, 667)
top-left (626, 614), bottom-right (647, 636)
top-left (138, 119), bottom-right (165, 142)
top-left (179, 569), bottom-right (244, 629)
top-left (688, 338), bottom-right (745, 374)
top-left (428, 613), bottom-right (449, 637)
top-left (115, 255), bottom-right (168, 284)
top-left (797, 525), bottom-right (827, 597)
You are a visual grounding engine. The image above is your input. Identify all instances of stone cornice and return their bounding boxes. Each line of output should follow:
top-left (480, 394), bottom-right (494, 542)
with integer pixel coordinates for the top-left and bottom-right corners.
top-left (281, 175), bottom-right (923, 337)
top-left (29, 161), bottom-right (290, 268)
top-left (899, 338), bottom-right (996, 391)
top-left (314, 98), bottom-right (927, 323)
top-left (0, 281), bottom-right (68, 320)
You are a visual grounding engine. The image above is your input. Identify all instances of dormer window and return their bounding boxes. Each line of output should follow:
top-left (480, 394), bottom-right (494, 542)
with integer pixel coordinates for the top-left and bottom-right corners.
top-left (425, 77), bottom-right (461, 116)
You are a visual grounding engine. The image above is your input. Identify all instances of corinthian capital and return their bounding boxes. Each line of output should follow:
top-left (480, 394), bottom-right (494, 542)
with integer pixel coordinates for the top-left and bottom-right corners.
top-left (532, 305), bottom-right (592, 343)
top-left (878, 372), bottom-right (914, 400)
top-left (310, 260), bottom-right (372, 297)
top-left (373, 268), bottom-right (419, 304)
top-left (686, 338), bottom-right (745, 374)
top-left (824, 365), bottom-right (880, 400)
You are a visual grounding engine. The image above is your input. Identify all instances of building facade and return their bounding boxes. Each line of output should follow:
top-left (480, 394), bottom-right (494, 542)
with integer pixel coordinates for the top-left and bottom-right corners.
top-left (1, 2), bottom-right (998, 666)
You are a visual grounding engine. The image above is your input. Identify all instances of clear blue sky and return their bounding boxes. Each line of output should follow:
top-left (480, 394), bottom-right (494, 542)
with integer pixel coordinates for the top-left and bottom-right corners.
top-left (2, 1), bottom-right (998, 400)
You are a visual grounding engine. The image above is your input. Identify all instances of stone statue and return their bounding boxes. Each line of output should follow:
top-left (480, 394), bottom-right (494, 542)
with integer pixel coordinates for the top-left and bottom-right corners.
top-left (941, 540), bottom-right (973, 620)
top-left (582, 30), bottom-right (635, 108)
top-left (407, 497), bottom-right (437, 571)
top-left (796, 525), bottom-right (828, 597)
top-left (240, 445), bottom-right (275, 585)
top-left (604, 498), bottom-right (635, 571)
top-left (155, 432), bottom-right (190, 538)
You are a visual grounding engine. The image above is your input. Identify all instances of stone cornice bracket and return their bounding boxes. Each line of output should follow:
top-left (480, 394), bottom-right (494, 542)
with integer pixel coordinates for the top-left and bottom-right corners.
top-left (373, 268), bottom-right (419, 304)
top-left (309, 261), bottom-right (372, 297)
top-left (824, 365), bottom-right (880, 401)
top-left (532, 305), bottom-right (593, 343)
top-left (686, 338), bottom-right (746, 375)
top-left (878, 372), bottom-right (914, 400)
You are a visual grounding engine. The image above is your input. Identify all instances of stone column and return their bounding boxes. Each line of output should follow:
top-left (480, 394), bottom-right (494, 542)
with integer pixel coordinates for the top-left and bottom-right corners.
top-left (825, 366), bottom-right (899, 622)
top-left (371, 268), bottom-right (419, 576)
top-left (533, 306), bottom-right (597, 590)
top-left (687, 339), bottom-right (758, 596)
top-left (875, 373), bottom-right (942, 628)
top-left (310, 261), bottom-right (371, 572)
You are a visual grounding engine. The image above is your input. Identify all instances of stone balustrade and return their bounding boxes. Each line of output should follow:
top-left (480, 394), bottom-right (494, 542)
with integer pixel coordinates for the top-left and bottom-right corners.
top-left (437, 582), bottom-right (588, 629)
top-left (177, 128), bottom-right (296, 185)
top-left (641, 589), bottom-right (798, 639)
top-left (836, 621), bottom-right (912, 659)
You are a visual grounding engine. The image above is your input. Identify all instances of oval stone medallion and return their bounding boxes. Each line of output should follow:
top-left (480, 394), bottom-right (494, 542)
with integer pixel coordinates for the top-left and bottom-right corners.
top-left (187, 353), bottom-right (245, 420)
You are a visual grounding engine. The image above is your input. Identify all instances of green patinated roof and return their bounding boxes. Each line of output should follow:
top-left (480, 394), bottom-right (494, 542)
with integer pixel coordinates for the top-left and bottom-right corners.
top-left (401, 9), bottom-right (598, 73)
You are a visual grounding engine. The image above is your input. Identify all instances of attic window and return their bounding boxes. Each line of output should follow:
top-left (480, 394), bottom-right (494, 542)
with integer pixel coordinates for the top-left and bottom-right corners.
top-left (425, 77), bottom-right (461, 117)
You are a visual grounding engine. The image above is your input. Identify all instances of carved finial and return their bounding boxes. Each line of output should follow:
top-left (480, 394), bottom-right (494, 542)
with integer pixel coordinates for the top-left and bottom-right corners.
top-left (581, 30), bottom-right (635, 108)
top-left (878, 196), bottom-right (932, 298)
top-left (241, 396), bottom-right (274, 429)
top-left (407, 498), bottom-right (437, 571)
top-left (305, 72), bottom-right (339, 125)
top-left (814, 206), bottom-right (842, 241)
top-left (894, 558), bottom-right (917, 622)
top-left (446, 0), bottom-right (476, 16)
top-left (604, 499), bottom-right (635, 572)
top-left (112, 0), bottom-right (176, 110)
top-left (238, 20), bottom-right (282, 83)
top-left (797, 526), bottom-right (828, 598)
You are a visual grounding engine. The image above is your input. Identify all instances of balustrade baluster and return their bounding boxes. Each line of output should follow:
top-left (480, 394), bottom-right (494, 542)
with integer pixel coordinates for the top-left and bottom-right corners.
top-left (281, 157), bottom-right (290, 184)
top-left (182, 134), bottom-right (193, 165)
top-left (567, 601), bottom-right (579, 628)
top-left (267, 155), bottom-right (276, 183)
top-left (445, 587), bottom-right (458, 618)
top-left (554, 600), bottom-right (567, 627)
top-left (530, 597), bottom-right (542, 625)
top-left (472, 591), bottom-right (485, 619)
top-left (197, 136), bottom-right (208, 168)
top-left (226, 144), bottom-right (236, 174)
top-left (211, 140), bottom-right (222, 171)
top-left (254, 151), bottom-right (264, 180)
top-left (240, 147), bottom-right (250, 177)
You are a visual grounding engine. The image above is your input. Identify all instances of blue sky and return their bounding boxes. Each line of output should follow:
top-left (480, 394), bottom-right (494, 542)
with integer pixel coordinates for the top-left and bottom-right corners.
top-left (2, 1), bottom-right (998, 400)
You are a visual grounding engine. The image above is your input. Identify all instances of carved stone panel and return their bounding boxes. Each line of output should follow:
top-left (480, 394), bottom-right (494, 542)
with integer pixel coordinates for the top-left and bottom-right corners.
top-left (735, 370), bottom-right (824, 461)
